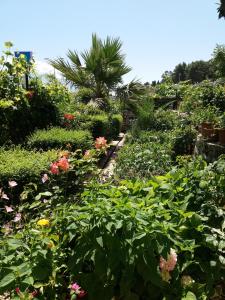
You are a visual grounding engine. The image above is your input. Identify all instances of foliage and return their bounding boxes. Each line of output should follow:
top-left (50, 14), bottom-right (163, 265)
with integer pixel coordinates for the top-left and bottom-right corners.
top-left (170, 127), bottom-right (197, 157)
top-left (27, 128), bottom-right (93, 152)
top-left (188, 106), bottom-right (220, 126)
top-left (212, 44), bottom-right (225, 78)
top-left (0, 147), bottom-right (58, 184)
top-left (0, 43), bottom-right (61, 145)
top-left (44, 74), bottom-right (75, 112)
top-left (115, 131), bottom-right (173, 179)
top-left (180, 80), bottom-right (225, 112)
top-left (171, 60), bottom-right (215, 84)
top-left (218, 0), bottom-right (225, 19)
top-left (48, 34), bottom-right (131, 100)
top-left (0, 157), bottom-right (225, 299)
top-left (109, 114), bottom-right (123, 139)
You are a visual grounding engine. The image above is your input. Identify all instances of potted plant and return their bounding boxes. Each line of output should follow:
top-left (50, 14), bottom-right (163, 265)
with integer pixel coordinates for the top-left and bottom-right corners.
top-left (193, 106), bottom-right (219, 139)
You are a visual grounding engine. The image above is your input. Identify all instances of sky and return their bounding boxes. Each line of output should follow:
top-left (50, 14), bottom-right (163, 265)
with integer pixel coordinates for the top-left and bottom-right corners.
top-left (0, 0), bottom-right (224, 83)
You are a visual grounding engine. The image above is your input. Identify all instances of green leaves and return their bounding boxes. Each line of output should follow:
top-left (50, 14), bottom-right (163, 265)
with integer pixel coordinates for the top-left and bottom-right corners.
top-left (0, 273), bottom-right (16, 288)
top-left (181, 291), bottom-right (197, 300)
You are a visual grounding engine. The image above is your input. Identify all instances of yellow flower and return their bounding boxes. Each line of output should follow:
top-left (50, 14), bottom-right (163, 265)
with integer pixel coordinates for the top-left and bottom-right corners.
top-left (37, 219), bottom-right (50, 227)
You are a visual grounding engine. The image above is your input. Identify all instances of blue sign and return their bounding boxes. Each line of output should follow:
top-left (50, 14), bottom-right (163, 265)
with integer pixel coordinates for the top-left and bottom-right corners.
top-left (14, 51), bottom-right (33, 63)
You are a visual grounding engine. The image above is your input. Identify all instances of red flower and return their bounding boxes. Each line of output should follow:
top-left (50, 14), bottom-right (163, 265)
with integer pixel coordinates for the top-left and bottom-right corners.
top-left (15, 287), bottom-right (20, 294)
top-left (64, 113), bottom-right (75, 120)
top-left (50, 162), bottom-right (59, 174)
top-left (78, 290), bottom-right (87, 298)
top-left (32, 290), bottom-right (38, 297)
top-left (57, 157), bottom-right (70, 171)
top-left (95, 137), bottom-right (107, 149)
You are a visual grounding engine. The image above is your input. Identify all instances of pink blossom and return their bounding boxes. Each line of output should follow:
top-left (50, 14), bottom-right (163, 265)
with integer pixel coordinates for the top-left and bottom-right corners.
top-left (41, 173), bottom-right (49, 183)
top-left (159, 248), bottom-right (177, 272)
top-left (71, 282), bottom-right (81, 293)
top-left (84, 150), bottom-right (91, 159)
top-left (95, 137), bottom-right (107, 150)
top-left (13, 213), bottom-right (22, 222)
top-left (166, 248), bottom-right (177, 271)
top-left (50, 162), bottom-right (59, 175)
top-left (1, 193), bottom-right (9, 200)
top-left (8, 180), bottom-right (18, 188)
top-left (5, 205), bottom-right (14, 213)
top-left (57, 157), bottom-right (70, 171)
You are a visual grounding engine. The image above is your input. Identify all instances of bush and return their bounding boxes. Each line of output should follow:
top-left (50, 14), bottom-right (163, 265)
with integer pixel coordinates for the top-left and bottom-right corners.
top-left (89, 115), bottom-right (110, 139)
top-left (170, 127), bottom-right (197, 157)
top-left (0, 157), bottom-right (224, 299)
top-left (27, 127), bottom-right (93, 151)
top-left (109, 114), bottom-right (123, 138)
top-left (115, 140), bottom-right (173, 179)
top-left (0, 147), bottom-right (58, 184)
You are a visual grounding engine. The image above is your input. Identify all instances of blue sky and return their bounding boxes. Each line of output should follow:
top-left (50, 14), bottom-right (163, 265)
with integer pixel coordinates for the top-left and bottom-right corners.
top-left (0, 0), bottom-right (224, 83)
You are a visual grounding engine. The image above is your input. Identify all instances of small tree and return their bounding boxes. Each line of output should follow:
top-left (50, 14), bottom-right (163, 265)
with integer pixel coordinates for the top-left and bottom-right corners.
top-left (48, 34), bottom-right (131, 103)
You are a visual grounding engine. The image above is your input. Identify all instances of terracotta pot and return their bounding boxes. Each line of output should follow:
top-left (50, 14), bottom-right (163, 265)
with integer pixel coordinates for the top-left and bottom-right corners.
top-left (200, 122), bottom-right (213, 134)
top-left (218, 128), bottom-right (225, 145)
top-left (202, 128), bottom-right (214, 139)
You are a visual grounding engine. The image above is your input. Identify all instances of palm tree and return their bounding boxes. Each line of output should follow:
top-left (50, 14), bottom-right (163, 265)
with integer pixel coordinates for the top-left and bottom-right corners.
top-left (218, 0), bottom-right (225, 19)
top-left (116, 80), bottom-right (147, 114)
top-left (48, 34), bottom-right (131, 100)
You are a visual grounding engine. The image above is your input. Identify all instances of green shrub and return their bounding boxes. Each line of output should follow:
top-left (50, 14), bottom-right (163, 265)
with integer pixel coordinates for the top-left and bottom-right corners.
top-left (109, 114), bottom-right (123, 138)
top-left (27, 127), bottom-right (93, 151)
top-left (115, 140), bottom-right (173, 179)
top-left (86, 114), bottom-right (110, 139)
top-left (170, 127), bottom-right (197, 157)
top-left (0, 147), bottom-right (58, 185)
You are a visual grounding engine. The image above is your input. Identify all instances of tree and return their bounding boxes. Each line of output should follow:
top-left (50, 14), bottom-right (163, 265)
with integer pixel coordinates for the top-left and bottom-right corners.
top-left (212, 44), bottom-right (225, 78)
top-left (186, 60), bottom-right (214, 83)
top-left (172, 62), bottom-right (187, 83)
top-left (218, 0), bottom-right (225, 19)
top-left (48, 34), bottom-right (131, 101)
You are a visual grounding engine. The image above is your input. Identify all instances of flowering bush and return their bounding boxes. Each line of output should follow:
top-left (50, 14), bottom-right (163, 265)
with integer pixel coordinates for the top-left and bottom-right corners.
top-left (0, 157), bottom-right (224, 299)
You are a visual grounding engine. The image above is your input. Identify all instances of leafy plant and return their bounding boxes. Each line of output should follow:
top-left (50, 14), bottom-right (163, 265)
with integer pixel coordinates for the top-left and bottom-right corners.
top-left (27, 128), bottom-right (93, 151)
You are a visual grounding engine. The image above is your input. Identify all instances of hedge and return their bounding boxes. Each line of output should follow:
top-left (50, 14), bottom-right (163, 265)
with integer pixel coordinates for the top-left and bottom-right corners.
top-left (0, 147), bottom-right (58, 185)
top-left (27, 127), bottom-right (93, 151)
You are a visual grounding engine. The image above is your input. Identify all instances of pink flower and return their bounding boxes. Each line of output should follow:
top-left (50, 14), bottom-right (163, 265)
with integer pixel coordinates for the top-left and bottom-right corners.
top-left (8, 180), bottom-right (18, 188)
top-left (50, 162), bottom-right (59, 175)
top-left (83, 150), bottom-right (91, 159)
top-left (41, 173), bottom-right (49, 183)
top-left (95, 137), bottom-right (107, 150)
top-left (166, 248), bottom-right (177, 271)
top-left (71, 282), bottom-right (81, 293)
top-left (5, 205), bottom-right (14, 213)
top-left (13, 213), bottom-right (22, 222)
top-left (57, 157), bottom-right (70, 171)
top-left (1, 193), bottom-right (9, 200)
top-left (160, 248), bottom-right (177, 272)
top-left (15, 287), bottom-right (20, 294)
